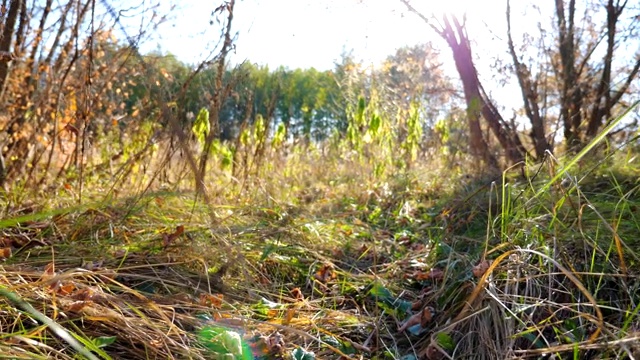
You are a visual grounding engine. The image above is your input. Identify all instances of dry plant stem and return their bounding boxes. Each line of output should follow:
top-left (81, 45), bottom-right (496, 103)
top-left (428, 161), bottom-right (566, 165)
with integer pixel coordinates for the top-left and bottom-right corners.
top-left (0, 286), bottom-right (99, 360)
top-left (455, 249), bottom-right (604, 343)
top-left (513, 334), bottom-right (640, 356)
top-left (76, 0), bottom-right (96, 204)
top-left (198, 0), bottom-right (236, 183)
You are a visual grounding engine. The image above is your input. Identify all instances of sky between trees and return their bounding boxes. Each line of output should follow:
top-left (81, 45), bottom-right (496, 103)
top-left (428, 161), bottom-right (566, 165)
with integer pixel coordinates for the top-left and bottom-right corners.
top-left (134, 0), bottom-right (552, 115)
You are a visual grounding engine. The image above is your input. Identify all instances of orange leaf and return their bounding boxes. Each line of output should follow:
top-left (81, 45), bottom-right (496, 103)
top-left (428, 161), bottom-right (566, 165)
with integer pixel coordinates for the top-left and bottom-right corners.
top-left (199, 293), bottom-right (224, 308)
top-left (283, 308), bottom-right (296, 325)
top-left (0, 247), bottom-right (11, 259)
top-left (57, 282), bottom-right (76, 295)
top-left (412, 268), bottom-right (444, 281)
top-left (65, 300), bottom-right (91, 313)
top-left (290, 288), bottom-right (304, 302)
top-left (162, 225), bottom-right (185, 248)
top-left (314, 264), bottom-right (336, 283)
top-left (420, 306), bottom-right (434, 327)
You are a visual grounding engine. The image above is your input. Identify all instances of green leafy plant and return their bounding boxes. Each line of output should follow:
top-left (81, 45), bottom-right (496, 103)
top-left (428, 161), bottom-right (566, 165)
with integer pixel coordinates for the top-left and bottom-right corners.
top-left (192, 108), bottom-right (211, 147)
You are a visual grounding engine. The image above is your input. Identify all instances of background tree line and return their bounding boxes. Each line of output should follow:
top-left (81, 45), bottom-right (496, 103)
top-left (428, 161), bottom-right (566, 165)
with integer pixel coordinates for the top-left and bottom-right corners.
top-left (0, 0), bottom-right (638, 191)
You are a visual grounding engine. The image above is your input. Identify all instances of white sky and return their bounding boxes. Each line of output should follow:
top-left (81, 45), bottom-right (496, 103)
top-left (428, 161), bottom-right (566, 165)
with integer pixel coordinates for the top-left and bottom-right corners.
top-left (128, 0), bottom-right (543, 116)
top-left (139, 0), bottom-right (508, 70)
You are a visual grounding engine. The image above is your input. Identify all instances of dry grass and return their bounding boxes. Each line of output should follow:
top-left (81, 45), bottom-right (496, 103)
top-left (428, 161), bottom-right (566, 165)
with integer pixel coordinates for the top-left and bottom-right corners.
top-left (0, 142), bottom-right (638, 359)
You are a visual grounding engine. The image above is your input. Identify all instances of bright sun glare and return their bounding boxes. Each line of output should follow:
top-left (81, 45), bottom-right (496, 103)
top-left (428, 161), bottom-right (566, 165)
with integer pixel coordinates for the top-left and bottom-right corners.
top-left (143, 0), bottom-right (498, 70)
top-left (410, 0), bottom-right (489, 17)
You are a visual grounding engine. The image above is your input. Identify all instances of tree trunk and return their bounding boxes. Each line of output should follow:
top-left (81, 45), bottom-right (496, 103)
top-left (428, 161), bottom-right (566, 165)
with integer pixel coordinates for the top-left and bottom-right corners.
top-left (439, 17), bottom-right (496, 168)
top-left (440, 16), bottom-right (527, 167)
top-left (507, 0), bottom-right (551, 159)
top-left (556, 0), bottom-right (585, 149)
top-left (0, 0), bottom-right (22, 99)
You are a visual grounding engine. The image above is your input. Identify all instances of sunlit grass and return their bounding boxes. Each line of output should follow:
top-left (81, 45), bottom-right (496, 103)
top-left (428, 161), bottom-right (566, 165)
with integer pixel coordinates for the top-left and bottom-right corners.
top-left (0, 116), bottom-right (639, 359)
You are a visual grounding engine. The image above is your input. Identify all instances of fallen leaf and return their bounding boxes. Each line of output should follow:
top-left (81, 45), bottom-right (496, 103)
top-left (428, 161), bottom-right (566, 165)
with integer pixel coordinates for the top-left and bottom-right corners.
top-left (283, 308), bottom-right (296, 324)
top-left (0, 247), bottom-right (11, 259)
top-left (199, 293), bottom-right (224, 308)
top-left (64, 300), bottom-right (92, 313)
top-left (472, 260), bottom-right (491, 278)
top-left (398, 306), bottom-right (435, 333)
top-left (314, 264), bottom-right (336, 283)
top-left (162, 225), bottom-right (185, 248)
top-left (424, 342), bottom-right (444, 360)
top-left (0, 238), bottom-right (15, 247)
top-left (265, 332), bottom-right (285, 355)
top-left (70, 287), bottom-right (107, 303)
top-left (57, 282), bottom-right (76, 295)
top-left (290, 288), bottom-right (304, 302)
top-left (411, 299), bottom-right (423, 311)
top-left (412, 268), bottom-right (444, 281)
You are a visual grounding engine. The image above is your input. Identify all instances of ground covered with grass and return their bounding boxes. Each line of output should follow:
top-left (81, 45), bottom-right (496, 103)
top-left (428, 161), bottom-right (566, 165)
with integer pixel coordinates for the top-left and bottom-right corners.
top-left (0, 149), bottom-right (639, 360)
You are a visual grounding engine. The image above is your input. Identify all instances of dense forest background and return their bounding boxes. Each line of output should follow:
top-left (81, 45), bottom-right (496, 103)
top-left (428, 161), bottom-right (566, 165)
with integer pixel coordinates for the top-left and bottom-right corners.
top-left (0, 1), bottom-right (639, 359)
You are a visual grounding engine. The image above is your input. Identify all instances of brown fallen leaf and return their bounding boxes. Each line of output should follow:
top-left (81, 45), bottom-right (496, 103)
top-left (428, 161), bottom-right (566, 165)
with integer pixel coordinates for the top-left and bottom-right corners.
top-left (0, 238), bottom-right (15, 247)
top-left (57, 282), bottom-right (76, 296)
top-left (64, 300), bottom-right (92, 313)
top-left (199, 293), bottom-right (224, 308)
top-left (290, 287), bottom-right (304, 302)
top-left (314, 263), bottom-right (336, 283)
top-left (412, 268), bottom-right (444, 281)
top-left (162, 225), bottom-right (185, 248)
top-left (411, 299), bottom-right (423, 311)
top-left (424, 341), bottom-right (445, 360)
top-left (472, 260), bottom-right (492, 278)
top-left (283, 308), bottom-right (296, 325)
top-left (70, 287), bottom-right (108, 303)
top-left (398, 306), bottom-right (434, 333)
top-left (264, 332), bottom-right (285, 355)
